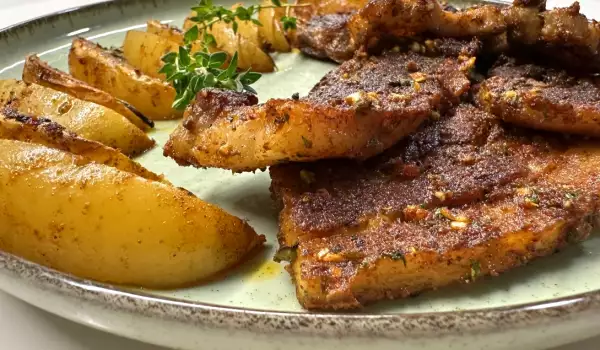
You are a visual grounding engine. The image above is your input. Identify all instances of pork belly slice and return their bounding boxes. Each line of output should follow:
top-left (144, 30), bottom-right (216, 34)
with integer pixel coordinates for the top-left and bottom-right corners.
top-left (476, 55), bottom-right (600, 137)
top-left (270, 104), bottom-right (600, 309)
top-left (164, 47), bottom-right (475, 172)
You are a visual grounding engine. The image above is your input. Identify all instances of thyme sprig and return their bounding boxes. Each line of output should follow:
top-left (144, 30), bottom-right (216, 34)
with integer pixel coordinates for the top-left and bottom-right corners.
top-left (160, 0), bottom-right (305, 110)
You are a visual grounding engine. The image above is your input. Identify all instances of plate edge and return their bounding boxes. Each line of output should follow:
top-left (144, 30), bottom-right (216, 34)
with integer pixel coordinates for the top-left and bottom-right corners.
top-left (0, 0), bottom-right (599, 340)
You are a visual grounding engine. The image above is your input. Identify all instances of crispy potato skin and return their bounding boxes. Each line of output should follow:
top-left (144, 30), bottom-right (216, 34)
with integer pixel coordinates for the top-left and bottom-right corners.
top-left (22, 55), bottom-right (151, 131)
top-left (146, 20), bottom-right (230, 66)
top-left (147, 20), bottom-right (185, 45)
top-left (0, 110), bottom-right (162, 182)
top-left (0, 140), bottom-right (265, 288)
top-left (123, 30), bottom-right (180, 80)
top-left (0, 79), bottom-right (154, 156)
top-left (68, 38), bottom-right (182, 120)
top-left (258, 0), bottom-right (291, 52)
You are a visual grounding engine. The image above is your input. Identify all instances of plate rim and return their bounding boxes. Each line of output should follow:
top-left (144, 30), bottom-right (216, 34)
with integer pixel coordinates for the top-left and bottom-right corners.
top-left (1, 0), bottom-right (599, 339)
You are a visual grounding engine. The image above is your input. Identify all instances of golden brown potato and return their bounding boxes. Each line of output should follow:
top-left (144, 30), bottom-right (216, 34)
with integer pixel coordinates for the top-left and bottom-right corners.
top-left (122, 30), bottom-right (180, 80)
top-left (22, 54), bottom-right (152, 131)
top-left (0, 110), bottom-right (162, 182)
top-left (184, 8), bottom-right (275, 72)
top-left (145, 20), bottom-right (227, 64)
top-left (147, 19), bottom-right (185, 45)
top-left (0, 79), bottom-right (154, 156)
top-left (258, 0), bottom-right (291, 52)
top-left (0, 139), bottom-right (265, 288)
top-left (68, 38), bottom-right (182, 120)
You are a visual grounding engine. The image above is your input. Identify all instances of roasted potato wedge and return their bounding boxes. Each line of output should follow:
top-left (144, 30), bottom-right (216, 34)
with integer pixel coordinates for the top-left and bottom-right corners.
top-left (147, 19), bottom-right (185, 45)
top-left (0, 79), bottom-right (154, 156)
top-left (0, 139), bottom-right (265, 288)
top-left (258, 0), bottom-right (291, 52)
top-left (122, 30), bottom-right (180, 80)
top-left (0, 109), bottom-right (162, 181)
top-left (145, 20), bottom-right (228, 66)
top-left (22, 55), bottom-right (152, 131)
top-left (183, 8), bottom-right (276, 72)
top-left (68, 38), bottom-right (181, 120)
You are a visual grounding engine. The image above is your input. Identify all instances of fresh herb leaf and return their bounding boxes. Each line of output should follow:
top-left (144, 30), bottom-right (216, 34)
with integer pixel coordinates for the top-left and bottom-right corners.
top-left (160, 0), bottom-right (306, 109)
top-left (226, 52), bottom-right (239, 77)
top-left (161, 51), bottom-right (178, 64)
top-left (203, 33), bottom-right (216, 47)
top-left (566, 192), bottom-right (578, 200)
top-left (385, 251), bottom-right (407, 267)
top-left (208, 52), bottom-right (227, 68)
top-left (178, 46), bottom-right (191, 66)
top-left (301, 136), bottom-right (313, 149)
top-left (184, 26), bottom-right (199, 44)
top-left (281, 16), bottom-right (297, 31)
top-left (239, 71), bottom-right (262, 85)
top-left (243, 84), bottom-right (257, 94)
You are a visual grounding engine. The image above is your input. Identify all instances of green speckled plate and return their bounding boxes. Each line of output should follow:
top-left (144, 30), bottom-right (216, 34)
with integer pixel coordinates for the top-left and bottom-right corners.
top-left (1, 1), bottom-right (600, 349)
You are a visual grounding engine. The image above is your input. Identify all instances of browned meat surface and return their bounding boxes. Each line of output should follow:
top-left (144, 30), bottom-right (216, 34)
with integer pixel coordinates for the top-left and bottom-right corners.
top-left (294, 0), bottom-right (368, 20)
top-left (475, 56), bottom-right (600, 136)
top-left (293, 0), bottom-right (500, 62)
top-left (164, 46), bottom-right (476, 172)
top-left (270, 104), bottom-right (600, 310)
top-left (503, 1), bottom-right (600, 73)
top-left (292, 0), bottom-right (368, 62)
top-left (295, 13), bottom-right (355, 63)
top-left (293, 0), bottom-right (600, 73)
top-left (349, 0), bottom-right (506, 51)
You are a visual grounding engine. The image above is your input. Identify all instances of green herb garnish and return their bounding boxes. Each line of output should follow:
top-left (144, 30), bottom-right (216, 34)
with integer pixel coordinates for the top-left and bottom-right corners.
top-left (301, 136), bottom-right (313, 149)
top-left (385, 251), bottom-right (407, 267)
top-left (525, 190), bottom-right (540, 207)
top-left (565, 192), bottom-right (578, 200)
top-left (470, 260), bottom-right (481, 281)
top-left (161, 0), bottom-right (306, 110)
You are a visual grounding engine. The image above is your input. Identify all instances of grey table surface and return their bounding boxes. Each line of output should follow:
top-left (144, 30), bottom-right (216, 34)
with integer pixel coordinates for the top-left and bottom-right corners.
top-left (0, 0), bottom-right (599, 349)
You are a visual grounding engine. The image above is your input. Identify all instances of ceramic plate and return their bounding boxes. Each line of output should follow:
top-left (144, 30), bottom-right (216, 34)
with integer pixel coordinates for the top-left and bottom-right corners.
top-left (1, 1), bottom-right (600, 349)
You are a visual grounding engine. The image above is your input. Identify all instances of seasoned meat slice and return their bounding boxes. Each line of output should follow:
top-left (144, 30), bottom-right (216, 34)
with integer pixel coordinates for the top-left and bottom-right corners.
top-left (270, 104), bottom-right (600, 310)
top-left (475, 56), bottom-right (600, 136)
top-left (291, 0), bottom-right (368, 62)
top-left (293, 0), bottom-right (497, 62)
top-left (348, 0), bottom-right (506, 52)
top-left (503, 1), bottom-right (600, 73)
top-left (293, 0), bottom-right (600, 73)
top-left (294, 0), bottom-right (368, 21)
top-left (295, 13), bottom-right (355, 63)
top-left (164, 48), bottom-right (475, 172)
